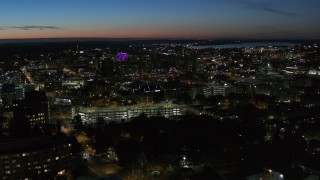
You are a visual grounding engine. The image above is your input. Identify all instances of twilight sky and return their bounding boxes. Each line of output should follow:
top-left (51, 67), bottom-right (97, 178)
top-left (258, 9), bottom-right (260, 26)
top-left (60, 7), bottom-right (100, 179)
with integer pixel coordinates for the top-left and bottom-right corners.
top-left (0, 0), bottom-right (320, 39)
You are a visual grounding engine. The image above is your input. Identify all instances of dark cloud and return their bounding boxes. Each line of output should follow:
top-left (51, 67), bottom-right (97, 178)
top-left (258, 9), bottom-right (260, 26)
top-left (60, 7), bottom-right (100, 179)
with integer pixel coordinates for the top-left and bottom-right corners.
top-left (236, 0), bottom-right (298, 17)
top-left (10, 25), bottom-right (62, 30)
top-left (262, 7), bottom-right (297, 16)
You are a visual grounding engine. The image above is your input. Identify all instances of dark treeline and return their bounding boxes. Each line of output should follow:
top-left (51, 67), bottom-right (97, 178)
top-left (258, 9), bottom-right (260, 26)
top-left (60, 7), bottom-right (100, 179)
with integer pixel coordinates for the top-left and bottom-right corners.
top-left (73, 105), bottom-right (320, 179)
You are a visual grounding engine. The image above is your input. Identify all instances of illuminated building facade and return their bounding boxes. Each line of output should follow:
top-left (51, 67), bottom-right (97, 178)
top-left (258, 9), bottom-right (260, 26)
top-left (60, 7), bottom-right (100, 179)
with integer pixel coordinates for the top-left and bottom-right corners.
top-left (117, 52), bottom-right (129, 61)
top-left (78, 104), bottom-right (182, 124)
top-left (0, 136), bottom-right (77, 179)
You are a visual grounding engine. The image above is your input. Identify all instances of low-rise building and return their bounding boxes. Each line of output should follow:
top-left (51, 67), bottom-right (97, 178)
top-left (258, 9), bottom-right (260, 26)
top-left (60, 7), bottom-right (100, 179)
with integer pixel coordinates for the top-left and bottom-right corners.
top-left (78, 103), bottom-right (183, 123)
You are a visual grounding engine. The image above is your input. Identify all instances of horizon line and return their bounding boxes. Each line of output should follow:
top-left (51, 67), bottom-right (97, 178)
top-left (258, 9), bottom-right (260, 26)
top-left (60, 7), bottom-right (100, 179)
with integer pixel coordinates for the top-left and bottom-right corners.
top-left (0, 37), bottom-right (319, 43)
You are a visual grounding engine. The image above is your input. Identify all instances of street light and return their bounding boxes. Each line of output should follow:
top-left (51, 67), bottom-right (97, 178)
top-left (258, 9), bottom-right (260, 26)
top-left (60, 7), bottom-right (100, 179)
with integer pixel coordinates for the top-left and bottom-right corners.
top-left (280, 174), bottom-right (284, 179)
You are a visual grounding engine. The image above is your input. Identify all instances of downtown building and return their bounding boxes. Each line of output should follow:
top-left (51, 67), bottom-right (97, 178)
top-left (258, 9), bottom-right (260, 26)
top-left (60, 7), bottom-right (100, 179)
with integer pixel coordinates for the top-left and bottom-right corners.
top-left (0, 84), bottom-right (37, 130)
top-left (1, 83), bottom-right (35, 109)
top-left (202, 83), bottom-right (235, 97)
top-left (0, 136), bottom-right (78, 179)
top-left (12, 90), bottom-right (50, 126)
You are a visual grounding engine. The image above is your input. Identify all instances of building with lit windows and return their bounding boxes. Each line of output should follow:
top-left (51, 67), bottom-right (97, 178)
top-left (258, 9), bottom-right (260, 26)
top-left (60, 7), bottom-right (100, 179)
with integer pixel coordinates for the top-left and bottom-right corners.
top-left (78, 103), bottom-right (183, 124)
top-left (0, 136), bottom-right (78, 179)
top-left (1, 83), bottom-right (16, 109)
top-left (202, 83), bottom-right (235, 97)
top-left (0, 83), bottom-right (35, 108)
top-left (195, 58), bottom-right (205, 74)
top-left (12, 90), bottom-right (50, 126)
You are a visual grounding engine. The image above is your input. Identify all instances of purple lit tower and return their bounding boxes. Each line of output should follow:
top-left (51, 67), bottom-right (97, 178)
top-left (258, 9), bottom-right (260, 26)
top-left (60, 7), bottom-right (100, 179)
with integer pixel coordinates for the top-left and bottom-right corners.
top-left (117, 52), bottom-right (129, 61)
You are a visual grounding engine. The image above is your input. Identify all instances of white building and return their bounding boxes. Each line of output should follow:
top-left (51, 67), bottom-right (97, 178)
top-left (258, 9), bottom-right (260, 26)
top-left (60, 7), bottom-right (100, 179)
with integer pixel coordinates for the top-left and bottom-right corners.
top-left (78, 103), bottom-right (183, 124)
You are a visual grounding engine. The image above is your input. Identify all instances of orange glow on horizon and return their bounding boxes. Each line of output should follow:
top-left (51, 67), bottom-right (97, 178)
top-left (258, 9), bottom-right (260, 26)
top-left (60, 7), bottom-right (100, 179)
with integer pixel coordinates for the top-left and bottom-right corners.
top-left (0, 26), bottom-right (285, 40)
top-left (0, 27), bottom-right (244, 40)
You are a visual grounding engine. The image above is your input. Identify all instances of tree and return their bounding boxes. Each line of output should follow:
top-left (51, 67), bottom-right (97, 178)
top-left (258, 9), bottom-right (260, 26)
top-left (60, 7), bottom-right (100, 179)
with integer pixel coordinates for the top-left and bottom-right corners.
top-left (95, 117), bottom-right (105, 129)
top-left (73, 114), bottom-right (83, 131)
top-left (116, 139), bottom-right (143, 167)
top-left (92, 130), bottom-right (111, 153)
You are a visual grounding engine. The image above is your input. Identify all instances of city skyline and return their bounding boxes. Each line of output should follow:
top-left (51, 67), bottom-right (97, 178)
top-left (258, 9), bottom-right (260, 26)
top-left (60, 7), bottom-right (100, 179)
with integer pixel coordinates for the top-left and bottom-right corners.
top-left (1, 0), bottom-right (320, 40)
